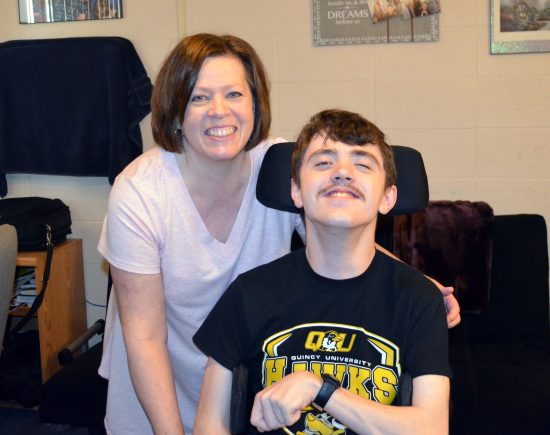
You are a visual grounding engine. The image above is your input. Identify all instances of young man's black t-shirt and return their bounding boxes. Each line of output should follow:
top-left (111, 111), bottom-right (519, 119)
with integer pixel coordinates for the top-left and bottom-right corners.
top-left (194, 248), bottom-right (451, 434)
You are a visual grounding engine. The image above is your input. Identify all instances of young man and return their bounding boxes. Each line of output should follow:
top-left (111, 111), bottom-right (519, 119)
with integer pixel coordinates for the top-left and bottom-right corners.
top-left (193, 109), bottom-right (451, 434)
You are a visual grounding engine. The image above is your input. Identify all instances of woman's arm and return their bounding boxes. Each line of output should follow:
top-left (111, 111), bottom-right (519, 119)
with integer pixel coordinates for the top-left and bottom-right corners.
top-left (194, 358), bottom-right (232, 435)
top-left (111, 265), bottom-right (185, 434)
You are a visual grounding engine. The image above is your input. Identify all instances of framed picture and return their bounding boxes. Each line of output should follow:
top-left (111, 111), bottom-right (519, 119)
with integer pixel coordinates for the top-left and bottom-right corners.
top-left (491, 0), bottom-right (550, 54)
top-left (19, 0), bottom-right (123, 24)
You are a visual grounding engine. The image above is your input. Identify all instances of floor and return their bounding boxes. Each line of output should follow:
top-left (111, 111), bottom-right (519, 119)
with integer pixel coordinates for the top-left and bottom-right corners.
top-left (0, 400), bottom-right (90, 435)
top-left (0, 328), bottom-right (106, 434)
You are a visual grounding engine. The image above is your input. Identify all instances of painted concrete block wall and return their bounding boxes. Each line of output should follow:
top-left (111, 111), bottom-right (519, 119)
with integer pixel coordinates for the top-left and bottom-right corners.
top-left (1, 0), bottom-right (549, 324)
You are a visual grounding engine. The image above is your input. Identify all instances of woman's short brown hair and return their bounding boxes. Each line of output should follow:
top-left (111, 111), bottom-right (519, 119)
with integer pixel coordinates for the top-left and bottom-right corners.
top-left (151, 33), bottom-right (271, 152)
top-left (291, 109), bottom-right (397, 189)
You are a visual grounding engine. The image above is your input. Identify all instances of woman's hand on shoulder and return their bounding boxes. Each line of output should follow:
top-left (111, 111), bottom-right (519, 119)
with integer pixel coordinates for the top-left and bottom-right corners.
top-left (426, 276), bottom-right (461, 328)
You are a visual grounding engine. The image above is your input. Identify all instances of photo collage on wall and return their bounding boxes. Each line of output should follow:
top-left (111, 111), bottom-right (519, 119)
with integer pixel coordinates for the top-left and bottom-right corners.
top-left (313, 0), bottom-right (441, 46)
top-left (367, 1), bottom-right (440, 23)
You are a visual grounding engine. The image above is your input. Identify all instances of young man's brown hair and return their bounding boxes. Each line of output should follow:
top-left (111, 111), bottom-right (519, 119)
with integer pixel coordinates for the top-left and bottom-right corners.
top-left (291, 109), bottom-right (397, 188)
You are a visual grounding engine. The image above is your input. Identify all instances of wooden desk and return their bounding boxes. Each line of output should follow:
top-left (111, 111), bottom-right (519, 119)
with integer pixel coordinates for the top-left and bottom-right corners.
top-left (13, 239), bottom-right (87, 382)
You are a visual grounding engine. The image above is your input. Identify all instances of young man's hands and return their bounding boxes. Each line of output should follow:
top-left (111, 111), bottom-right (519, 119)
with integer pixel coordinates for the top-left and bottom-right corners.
top-left (250, 371), bottom-right (450, 435)
top-left (250, 371), bottom-right (323, 431)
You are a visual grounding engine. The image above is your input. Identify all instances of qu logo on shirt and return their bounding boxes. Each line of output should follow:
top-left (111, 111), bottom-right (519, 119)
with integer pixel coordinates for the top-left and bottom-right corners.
top-left (304, 330), bottom-right (356, 353)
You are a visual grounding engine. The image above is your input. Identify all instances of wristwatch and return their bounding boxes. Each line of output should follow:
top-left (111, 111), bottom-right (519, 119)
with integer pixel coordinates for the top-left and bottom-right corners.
top-left (311, 373), bottom-right (341, 411)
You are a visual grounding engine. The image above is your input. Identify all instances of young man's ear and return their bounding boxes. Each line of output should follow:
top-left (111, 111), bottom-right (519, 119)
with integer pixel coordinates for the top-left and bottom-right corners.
top-left (378, 185), bottom-right (397, 216)
top-left (290, 178), bottom-right (303, 209)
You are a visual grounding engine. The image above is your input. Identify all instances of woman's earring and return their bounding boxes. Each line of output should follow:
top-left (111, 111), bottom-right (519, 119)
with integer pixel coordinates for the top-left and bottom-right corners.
top-left (174, 123), bottom-right (184, 138)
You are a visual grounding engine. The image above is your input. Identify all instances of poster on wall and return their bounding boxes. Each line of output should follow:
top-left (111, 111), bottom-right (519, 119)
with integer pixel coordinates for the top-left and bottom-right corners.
top-left (312, 0), bottom-right (440, 46)
top-left (490, 0), bottom-right (550, 54)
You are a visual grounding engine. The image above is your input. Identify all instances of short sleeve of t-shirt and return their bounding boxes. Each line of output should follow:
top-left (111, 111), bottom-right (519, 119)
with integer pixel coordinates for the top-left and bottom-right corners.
top-left (98, 168), bottom-right (165, 275)
top-left (402, 278), bottom-right (451, 379)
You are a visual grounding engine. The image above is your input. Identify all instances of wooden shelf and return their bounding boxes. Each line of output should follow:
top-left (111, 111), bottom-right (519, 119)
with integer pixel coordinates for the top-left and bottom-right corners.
top-left (11, 239), bottom-right (87, 383)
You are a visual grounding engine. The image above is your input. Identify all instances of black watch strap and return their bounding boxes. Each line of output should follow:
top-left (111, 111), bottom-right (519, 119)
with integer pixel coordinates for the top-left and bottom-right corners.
top-left (311, 373), bottom-right (341, 411)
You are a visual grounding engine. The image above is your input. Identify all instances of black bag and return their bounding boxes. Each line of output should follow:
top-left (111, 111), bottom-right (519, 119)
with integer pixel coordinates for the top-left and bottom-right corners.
top-left (0, 197), bottom-right (71, 251)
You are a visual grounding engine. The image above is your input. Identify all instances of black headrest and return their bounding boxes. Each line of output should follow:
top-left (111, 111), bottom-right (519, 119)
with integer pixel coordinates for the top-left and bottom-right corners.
top-left (256, 142), bottom-right (429, 216)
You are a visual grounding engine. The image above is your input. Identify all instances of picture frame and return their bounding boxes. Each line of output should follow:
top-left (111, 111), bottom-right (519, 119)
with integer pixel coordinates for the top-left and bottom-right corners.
top-left (18, 0), bottom-right (123, 24)
top-left (490, 0), bottom-right (550, 54)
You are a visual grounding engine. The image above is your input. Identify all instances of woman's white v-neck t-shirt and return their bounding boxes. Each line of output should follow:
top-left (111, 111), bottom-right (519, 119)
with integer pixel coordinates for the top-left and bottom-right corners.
top-left (97, 138), bottom-right (303, 434)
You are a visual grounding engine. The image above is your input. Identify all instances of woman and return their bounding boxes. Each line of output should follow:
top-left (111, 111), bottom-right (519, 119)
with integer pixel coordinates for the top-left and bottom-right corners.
top-left (98, 33), bottom-right (459, 434)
